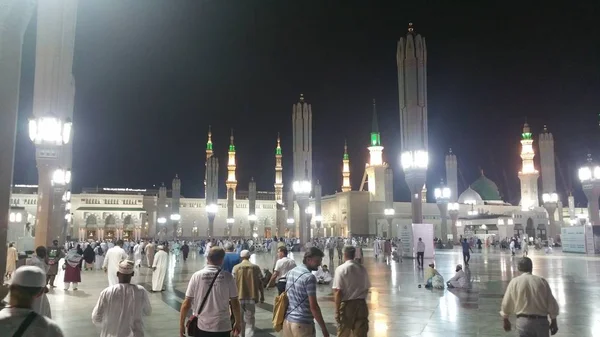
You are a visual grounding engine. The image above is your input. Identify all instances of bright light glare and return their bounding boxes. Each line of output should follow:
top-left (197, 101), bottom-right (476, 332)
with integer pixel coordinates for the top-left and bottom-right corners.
top-left (15, 213), bottom-right (22, 222)
top-left (292, 180), bottom-right (311, 194)
top-left (252, 232), bottom-right (258, 238)
top-left (497, 218), bottom-right (505, 225)
top-left (384, 208), bottom-right (395, 216)
top-left (52, 169), bottom-right (71, 186)
top-left (248, 214), bottom-right (257, 221)
top-left (226, 218), bottom-right (235, 224)
top-left (579, 167), bottom-right (592, 181)
top-left (62, 120), bottom-right (72, 144)
top-left (448, 203), bottom-right (459, 211)
top-left (542, 193), bottom-right (558, 203)
top-left (287, 218), bottom-right (295, 224)
top-left (170, 213), bottom-right (181, 221)
top-left (401, 150), bottom-right (428, 170)
top-left (206, 204), bottom-right (218, 214)
top-left (306, 206), bottom-right (315, 215)
top-left (314, 215), bottom-right (323, 222)
top-left (9, 213), bottom-right (16, 222)
top-left (594, 166), bottom-right (600, 180)
top-left (157, 217), bottom-right (167, 224)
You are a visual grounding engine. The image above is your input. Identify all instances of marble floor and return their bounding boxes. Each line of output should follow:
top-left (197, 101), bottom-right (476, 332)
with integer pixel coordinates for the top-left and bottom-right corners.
top-left (30, 247), bottom-right (600, 336)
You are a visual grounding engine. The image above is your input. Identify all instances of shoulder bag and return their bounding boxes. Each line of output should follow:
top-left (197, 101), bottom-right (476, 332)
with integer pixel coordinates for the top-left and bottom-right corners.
top-left (272, 271), bottom-right (310, 332)
top-left (186, 269), bottom-right (222, 336)
top-left (13, 311), bottom-right (37, 337)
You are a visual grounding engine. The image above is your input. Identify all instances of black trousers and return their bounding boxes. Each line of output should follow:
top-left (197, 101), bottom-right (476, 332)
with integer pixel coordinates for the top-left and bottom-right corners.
top-left (416, 252), bottom-right (424, 266)
top-left (194, 330), bottom-right (231, 337)
top-left (277, 280), bottom-right (286, 295)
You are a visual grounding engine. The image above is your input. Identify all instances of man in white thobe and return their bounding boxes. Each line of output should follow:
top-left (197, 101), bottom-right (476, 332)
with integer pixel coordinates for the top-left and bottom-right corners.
top-left (447, 264), bottom-right (469, 288)
top-left (92, 260), bottom-right (152, 337)
top-left (151, 245), bottom-right (168, 292)
top-left (373, 239), bottom-right (382, 260)
top-left (103, 240), bottom-right (129, 286)
top-left (145, 242), bottom-right (155, 267)
top-left (133, 241), bottom-right (143, 268)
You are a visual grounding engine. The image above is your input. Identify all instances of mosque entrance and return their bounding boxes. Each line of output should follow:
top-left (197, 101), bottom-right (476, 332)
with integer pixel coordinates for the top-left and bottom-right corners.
top-left (86, 230), bottom-right (97, 240)
top-left (537, 224), bottom-right (547, 241)
top-left (264, 227), bottom-right (272, 238)
top-left (105, 229), bottom-right (115, 239)
top-left (525, 218), bottom-right (536, 238)
top-left (123, 230), bottom-right (133, 239)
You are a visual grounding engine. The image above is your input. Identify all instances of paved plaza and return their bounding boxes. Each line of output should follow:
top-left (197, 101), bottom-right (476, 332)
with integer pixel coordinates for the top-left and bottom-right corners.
top-left (38, 247), bottom-right (600, 337)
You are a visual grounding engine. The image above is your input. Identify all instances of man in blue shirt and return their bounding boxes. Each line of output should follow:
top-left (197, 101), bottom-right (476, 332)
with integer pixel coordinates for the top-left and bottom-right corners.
top-left (222, 242), bottom-right (241, 273)
top-left (462, 238), bottom-right (474, 266)
top-left (283, 247), bottom-right (329, 337)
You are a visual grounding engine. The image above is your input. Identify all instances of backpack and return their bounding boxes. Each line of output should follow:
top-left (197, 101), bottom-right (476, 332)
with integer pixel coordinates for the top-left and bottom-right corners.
top-left (97, 246), bottom-right (103, 256)
top-left (272, 272), bottom-right (309, 332)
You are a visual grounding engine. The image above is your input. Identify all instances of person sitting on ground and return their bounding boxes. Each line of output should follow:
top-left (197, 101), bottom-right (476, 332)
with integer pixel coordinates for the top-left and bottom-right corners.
top-left (424, 263), bottom-right (444, 289)
top-left (447, 264), bottom-right (468, 289)
top-left (312, 265), bottom-right (333, 285)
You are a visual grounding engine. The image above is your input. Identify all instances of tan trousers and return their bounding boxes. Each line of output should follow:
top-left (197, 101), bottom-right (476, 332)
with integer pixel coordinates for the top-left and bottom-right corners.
top-left (337, 299), bottom-right (369, 337)
top-left (282, 320), bottom-right (315, 337)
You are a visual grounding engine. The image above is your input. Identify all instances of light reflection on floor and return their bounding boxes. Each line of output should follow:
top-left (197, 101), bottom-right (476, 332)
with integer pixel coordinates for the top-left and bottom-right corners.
top-left (42, 247), bottom-right (600, 337)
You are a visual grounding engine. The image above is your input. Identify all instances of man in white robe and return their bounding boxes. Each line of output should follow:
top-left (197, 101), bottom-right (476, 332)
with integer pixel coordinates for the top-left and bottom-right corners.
top-left (94, 243), bottom-right (105, 271)
top-left (133, 241), bottom-right (142, 268)
top-left (144, 242), bottom-right (155, 267)
top-left (373, 239), bottom-right (382, 260)
top-left (102, 240), bottom-right (128, 286)
top-left (92, 260), bottom-right (151, 337)
top-left (151, 245), bottom-right (168, 292)
top-left (447, 264), bottom-right (469, 288)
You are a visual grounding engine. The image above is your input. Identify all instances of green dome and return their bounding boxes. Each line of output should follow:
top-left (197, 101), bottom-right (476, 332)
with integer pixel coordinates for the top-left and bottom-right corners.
top-left (470, 173), bottom-right (502, 201)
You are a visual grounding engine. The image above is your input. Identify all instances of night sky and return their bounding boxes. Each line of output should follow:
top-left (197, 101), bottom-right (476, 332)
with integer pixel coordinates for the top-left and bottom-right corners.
top-left (13, 1), bottom-right (600, 206)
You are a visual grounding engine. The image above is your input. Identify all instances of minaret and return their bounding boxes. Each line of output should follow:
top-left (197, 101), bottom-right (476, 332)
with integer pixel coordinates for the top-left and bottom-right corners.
top-left (445, 149), bottom-right (458, 202)
top-left (341, 140), bottom-right (351, 192)
top-left (398, 23), bottom-right (429, 224)
top-left (539, 125), bottom-right (557, 195)
top-left (274, 133), bottom-right (284, 204)
top-left (361, 100), bottom-right (388, 201)
top-left (292, 94), bottom-right (313, 183)
top-left (518, 123), bottom-right (540, 209)
top-left (204, 125), bottom-right (213, 198)
top-left (206, 157), bottom-right (219, 237)
top-left (226, 129), bottom-right (237, 200)
top-left (171, 174), bottom-right (181, 238)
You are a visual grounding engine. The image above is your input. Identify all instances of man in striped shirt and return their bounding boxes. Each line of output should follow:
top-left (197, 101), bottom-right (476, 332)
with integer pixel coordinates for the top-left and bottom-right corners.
top-left (282, 247), bottom-right (329, 337)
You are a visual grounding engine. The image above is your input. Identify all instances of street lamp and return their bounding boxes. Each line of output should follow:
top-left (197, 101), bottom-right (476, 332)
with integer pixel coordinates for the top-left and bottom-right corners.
top-left (157, 217), bottom-right (167, 224)
top-left (579, 154), bottom-right (600, 252)
top-left (248, 214), bottom-right (257, 239)
top-left (542, 192), bottom-right (559, 241)
top-left (401, 150), bottom-right (428, 224)
top-left (206, 204), bottom-right (218, 237)
top-left (305, 206), bottom-right (314, 238)
top-left (448, 202), bottom-right (459, 243)
top-left (293, 178), bottom-right (311, 246)
top-left (384, 208), bottom-right (395, 238)
top-left (28, 116), bottom-right (73, 247)
top-left (434, 184), bottom-right (451, 243)
top-left (170, 213), bottom-right (181, 239)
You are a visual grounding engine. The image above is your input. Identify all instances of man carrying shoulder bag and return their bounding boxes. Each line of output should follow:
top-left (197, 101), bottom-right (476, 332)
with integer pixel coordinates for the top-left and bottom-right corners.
top-left (179, 247), bottom-right (242, 337)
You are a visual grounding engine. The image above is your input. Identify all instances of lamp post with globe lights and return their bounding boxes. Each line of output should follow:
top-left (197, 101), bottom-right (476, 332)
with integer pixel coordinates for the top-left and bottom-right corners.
top-left (578, 154), bottom-right (600, 253)
top-left (248, 214), bottom-right (258, 238)
top-left (28, 116), bottom-right (73, 247)
top-left (434, 183), bottom-right (451, 242)
top-left (293, 179), bottom-right (311, 246)
top-left (206, 204), bottom-right (218, 237)
top-left (384, 208), bottom-right (395, 238)
top-left (542, 192), bottom-right (559, 242)
top-left (306, 206), bottom-right (314, 239)
top-left (170, 213), bottom-right (181, 239)
top-left (401, 150), bottom-right (428, 224)
top-left (448, 202), bottom-right (460, 244)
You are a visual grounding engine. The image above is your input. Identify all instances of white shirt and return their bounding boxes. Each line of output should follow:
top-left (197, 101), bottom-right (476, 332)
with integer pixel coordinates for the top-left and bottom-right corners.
top-left (417, 241), bottom-right (425, 253)
top-left (500, 273), bottom-right (559, 319)
top-left (92, 283), bottom-right (152, 337)
top-left (332, 260), bottom-right (371, 301)
top-left (185, 265), bottom-right (238, 332)
top-left (0, 308), bottom-right (64, 337)
top-left (274, 257), bottom-right (296, 281)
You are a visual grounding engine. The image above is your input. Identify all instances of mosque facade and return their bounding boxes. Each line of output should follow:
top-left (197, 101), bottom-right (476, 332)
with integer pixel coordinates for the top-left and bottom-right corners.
top-left (8, 25), bottom-right (577, 245)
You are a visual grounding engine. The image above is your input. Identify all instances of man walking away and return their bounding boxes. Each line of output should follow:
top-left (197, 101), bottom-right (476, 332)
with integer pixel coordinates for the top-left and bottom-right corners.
top-left (46, 240), bottom-right (63, 287)
top-left (233, 250), bottom-right (264, 337)
top-left (152, 245), bottom-right (169, 292)
top-left (266, 246), bottom-right (296, 294)
top-left (179, 246), bottom-right (241, 337)
top-left (461, 238), bottom-right (474, 266)
top-left (326, 239), bottom-right (335, 266)
top-left (92, 260), bottom-right (152, 337)
top-left (500, 257), bottom-right (559, 336)
top-left (103, 239), bottom-right (128, 286)
top-left (333, 246), bottom-right (371, 337)
top-left (222, 242), bottom-right (241, 273)
top-left (0, 266), bottom-right (64, 336)
top-left (282, 247), bottom-right (329, 337)
top-left (416, 238), bottom-right (425, 268)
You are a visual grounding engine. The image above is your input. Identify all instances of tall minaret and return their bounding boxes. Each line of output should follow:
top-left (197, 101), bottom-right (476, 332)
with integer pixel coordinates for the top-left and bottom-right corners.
top-left (226, 129), bottom-right (237, 200)
top-left (274, 133), bottom-right (284, 204)
top-left (292, 94), bottom-right (313, 183)
top-left (518, 123), bottom-right (540, 209)
top-left (171, 174), bottom-right (181, 237)
top-left (362, 100), bottom-right (387, 201)
top-left (341, 140), bottom-right (351, 192)
top-left (204, 126), bottom-right (213, 198)
top-left (445, 149), bottom-right (458, 202)
top-left (539, 126), bottom-right (556, 195)
top-left (398, 23), bottom-right (428, 224)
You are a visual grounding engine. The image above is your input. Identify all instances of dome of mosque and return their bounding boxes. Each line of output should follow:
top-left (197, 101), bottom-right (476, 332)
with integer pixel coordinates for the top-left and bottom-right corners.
top-left (458, 187), bottom-right (484, 205)
top-left (470, 172), bottom-right (502, 201)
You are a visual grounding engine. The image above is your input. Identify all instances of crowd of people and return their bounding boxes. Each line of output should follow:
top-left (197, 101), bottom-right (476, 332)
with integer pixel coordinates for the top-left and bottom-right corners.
top-left (1, 234), bottom-right (562, 337)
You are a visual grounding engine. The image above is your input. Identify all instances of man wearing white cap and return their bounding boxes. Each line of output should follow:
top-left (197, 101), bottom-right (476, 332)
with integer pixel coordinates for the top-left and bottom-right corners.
top-left (92, 260), bottom-right (152, 337)
top-left (447, 264), bottom-right (469, 289)
top-left (152, 245), bottom-right (169, 292)
top-left (103, 239), bottom-right (129, 286)
top-left (232, 250), bottom-right (264, 337)
top-left (0, 266), bottom-right (64, 336)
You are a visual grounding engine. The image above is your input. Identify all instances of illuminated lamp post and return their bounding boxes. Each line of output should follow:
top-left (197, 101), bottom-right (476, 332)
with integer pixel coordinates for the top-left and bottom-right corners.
top-left (292, 179), bottom-right (311, 246)
top-left (578, 154), bottom-right (600, 253)
top-left (206, 204), bottom-right (218, 238)
top-left (434, 183), bottom-right (451, 242)
top-left (248, 214), bottom-right (257, 238)
top-left (541, 192), bottom-right (558, 242)
top-left (401, 150), bottom-right (428, 224)
top-left (170, 213), bottom-right (181, 239)
top-left (383, 208), bottom-right (395, 238)
top-left (448, 202), bottom-right (459, 244)
top-left (305, 206), bottom-right (314, 239)
top-left (226, 218), bottom-right (234, 238)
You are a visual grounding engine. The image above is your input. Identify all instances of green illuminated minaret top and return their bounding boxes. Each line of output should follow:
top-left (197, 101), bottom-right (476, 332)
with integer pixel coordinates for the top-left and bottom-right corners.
top-left (229, 129), bottom-right (235, 152)
top-left (370, 99), bottom-right (381, 146)
top-left (276, 132), bottom-right (282, 155)
top-left (343, 139), bottom-right (349, 160)
top-left (206, 125), bottom-right (213, 151)
top-left (521, 122), bottom-right (532, 140)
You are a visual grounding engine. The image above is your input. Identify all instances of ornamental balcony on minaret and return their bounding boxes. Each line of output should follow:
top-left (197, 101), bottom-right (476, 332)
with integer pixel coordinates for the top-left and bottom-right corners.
top-left (518, 123), bottom-right (540, 209)
top-left (341, 140), bottom-right (351, 192)
top-left (204, 125), bottom-right (213, 198)
top-left (361, 100), bottom-right (388, 202)
top-left (274, 133), bottom-right (284, 204)
top-left (226, 129), bottom-right (237, 200)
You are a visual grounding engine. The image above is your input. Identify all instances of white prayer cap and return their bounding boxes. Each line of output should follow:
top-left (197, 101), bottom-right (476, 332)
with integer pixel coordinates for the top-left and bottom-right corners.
top-left (118, 260), bottom-right (135, 274)
top-left (157, 245), bottom-right (164, 250)
top-left (12, 266), bottom-right (46, 287)
top-left (240, 250), bottom-right (251, 258)
top-left (456, 264), bottom-right (463, 269)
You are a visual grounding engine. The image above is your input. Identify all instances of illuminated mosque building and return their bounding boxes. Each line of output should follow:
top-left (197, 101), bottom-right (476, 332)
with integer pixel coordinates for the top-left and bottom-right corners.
top-left (9, 25), bottom-right (576, 244)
